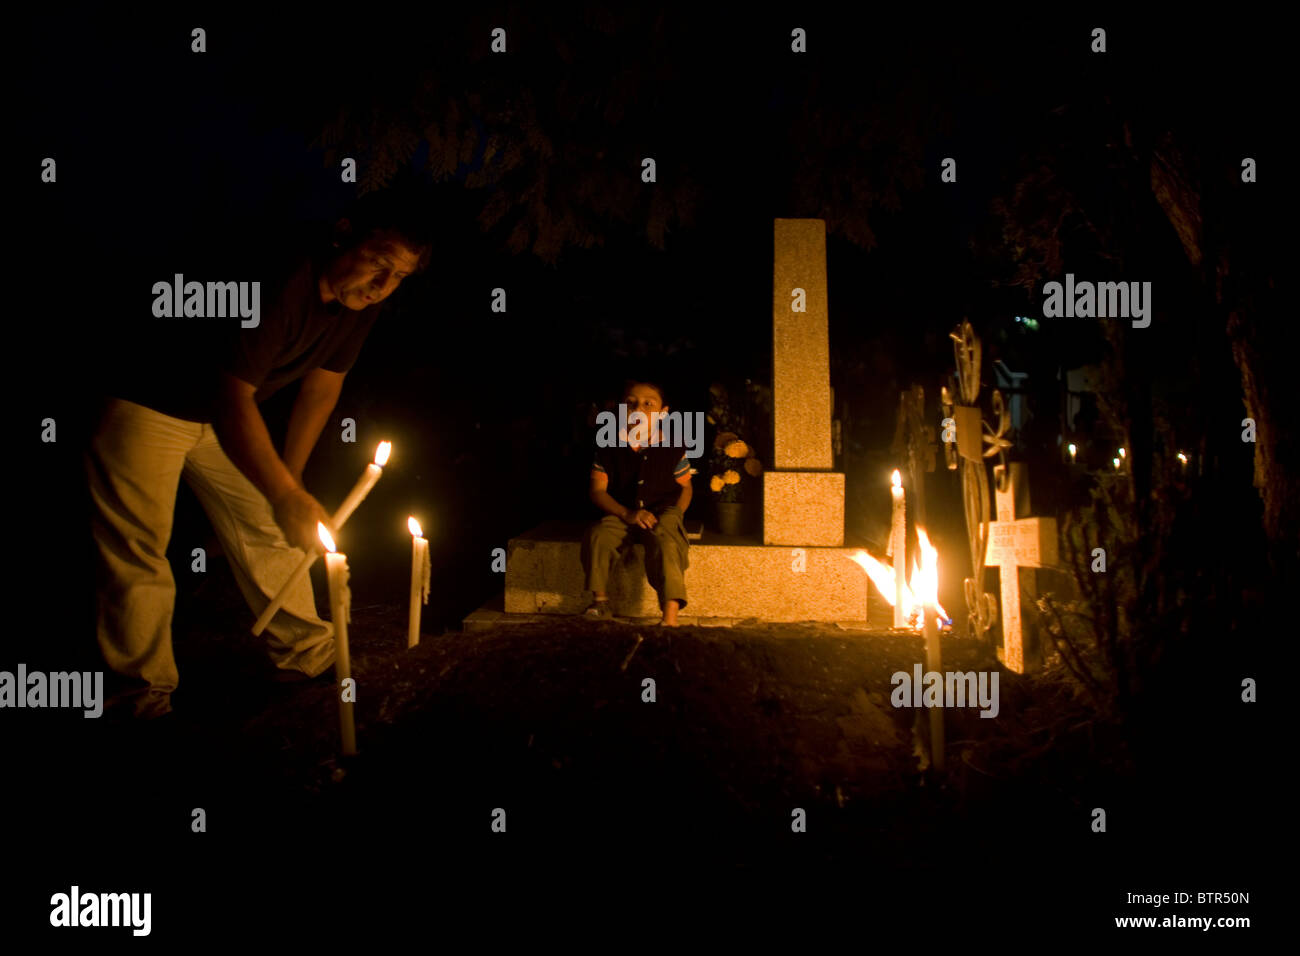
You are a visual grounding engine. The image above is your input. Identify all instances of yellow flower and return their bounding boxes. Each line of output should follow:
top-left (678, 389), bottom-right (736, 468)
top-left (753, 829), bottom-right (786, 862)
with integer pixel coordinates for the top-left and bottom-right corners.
top-left (714, 431), bottom-right (738, 452)
top-left (709, 475), bottom-right (725, 492)
top-left (724, 440), bottom-right (749, 459)
top-left (723, 469), bottom-right (740, 485)
top-left (744, 457), bottom-right (762, 477)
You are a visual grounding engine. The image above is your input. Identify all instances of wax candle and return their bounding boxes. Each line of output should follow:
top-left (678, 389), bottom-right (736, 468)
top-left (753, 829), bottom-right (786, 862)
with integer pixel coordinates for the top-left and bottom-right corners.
top-left (407, 517), bottom-right (430, 649)
top-left (917, 527), bottom-right (944, 771)
top-left (890, 470), bottom-right (905, 628)
top-left (251, 441), bottom-right (392, 636)
top-left (323, 527), bottom-right (357, 757)
top-left (1067, 443), bottom-right (1077, 463)
top-left (334, 441), bottom-right (392, 528)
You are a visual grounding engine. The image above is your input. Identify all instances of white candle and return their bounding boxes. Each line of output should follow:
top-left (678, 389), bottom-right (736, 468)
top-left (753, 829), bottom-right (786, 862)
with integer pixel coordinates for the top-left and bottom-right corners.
top-left (890, 470), bottom-right (905, 628)
top-left (324, 539), bottom-right (357, 757)
top-left (1067, 442), bottom-right (1077, 463)
top-left (332, 441), bottom-right (392, 530)
top-left (251, 441), bottom-right (392, 636)
top-left (407, 517), bottom-right (430, 648)
top-left (922, 594), bottom-right (944, 771)
top-left (917, 527), bottom-right (944, 771)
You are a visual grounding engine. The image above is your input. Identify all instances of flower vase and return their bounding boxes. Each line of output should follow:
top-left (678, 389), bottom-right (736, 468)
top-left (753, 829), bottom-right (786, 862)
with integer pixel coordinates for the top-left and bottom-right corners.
top-left (716, 501), bottom-right (746, 536)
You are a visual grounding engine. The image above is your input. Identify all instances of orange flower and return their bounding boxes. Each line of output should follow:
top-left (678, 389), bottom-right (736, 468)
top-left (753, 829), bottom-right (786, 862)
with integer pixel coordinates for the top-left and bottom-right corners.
top-left (709, 475), bottom-right (725, 492)
top-left (744, 457), bottom-right (762, 477)
top-left (724, 440), bottom-right (749, 459)
top-left (714, 431), bottom-right (738, 452)
top-left (722, 470), bottom-right (740, 485)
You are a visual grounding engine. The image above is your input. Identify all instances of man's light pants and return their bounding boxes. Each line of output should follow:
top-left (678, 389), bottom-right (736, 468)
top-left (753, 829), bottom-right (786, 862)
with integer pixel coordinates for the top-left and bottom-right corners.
top-left (86, 398), bottom-right (335, 718)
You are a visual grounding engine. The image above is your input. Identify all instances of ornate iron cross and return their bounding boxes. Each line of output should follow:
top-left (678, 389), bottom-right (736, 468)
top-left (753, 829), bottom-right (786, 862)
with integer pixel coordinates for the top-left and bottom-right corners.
top-left (940, 320), bottom-right (1012, 641)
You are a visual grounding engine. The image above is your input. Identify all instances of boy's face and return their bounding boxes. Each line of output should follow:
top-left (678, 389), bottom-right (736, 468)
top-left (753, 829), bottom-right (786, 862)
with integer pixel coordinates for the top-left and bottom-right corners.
top-left (626, 384), bottom-right (667, 422)
top-left (322, 230), bottom-right (423, 311)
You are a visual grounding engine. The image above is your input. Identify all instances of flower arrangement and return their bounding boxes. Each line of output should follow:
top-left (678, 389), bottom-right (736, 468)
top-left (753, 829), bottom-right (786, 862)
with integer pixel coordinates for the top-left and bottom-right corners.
top-left (707, 383), bottom-right (765, 503)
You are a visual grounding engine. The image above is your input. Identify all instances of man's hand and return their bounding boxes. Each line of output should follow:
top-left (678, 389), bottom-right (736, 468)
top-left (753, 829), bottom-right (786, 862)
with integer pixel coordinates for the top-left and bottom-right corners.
top-left (272, 487), bottom-right (334, 553)
top-left (624, 509), bottom-right (657, 529)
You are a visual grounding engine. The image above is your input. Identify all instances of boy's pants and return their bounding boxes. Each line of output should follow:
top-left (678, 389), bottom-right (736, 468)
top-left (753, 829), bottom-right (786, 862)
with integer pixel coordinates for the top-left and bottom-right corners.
top-left (583, 505), bottom-right (689, 611)
top-left (86, 398), bottom-right (336, 718)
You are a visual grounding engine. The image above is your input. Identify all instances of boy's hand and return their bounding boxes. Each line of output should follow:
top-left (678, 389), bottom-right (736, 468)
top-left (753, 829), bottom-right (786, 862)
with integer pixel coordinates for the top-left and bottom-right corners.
top-left (625, 509), bottom-right (657, 529)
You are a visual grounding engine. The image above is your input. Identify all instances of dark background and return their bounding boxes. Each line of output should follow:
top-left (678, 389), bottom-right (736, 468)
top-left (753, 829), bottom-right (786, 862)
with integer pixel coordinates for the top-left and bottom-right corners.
top-left (11, 3), bottom-right (1282, 935)
top-left (23, 8), bottom-right (1280, 647)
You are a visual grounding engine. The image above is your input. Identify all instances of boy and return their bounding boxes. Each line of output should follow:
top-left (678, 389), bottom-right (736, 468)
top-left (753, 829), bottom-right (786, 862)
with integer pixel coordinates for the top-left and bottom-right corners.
top-left (583, 381), bottom-right (692, 626)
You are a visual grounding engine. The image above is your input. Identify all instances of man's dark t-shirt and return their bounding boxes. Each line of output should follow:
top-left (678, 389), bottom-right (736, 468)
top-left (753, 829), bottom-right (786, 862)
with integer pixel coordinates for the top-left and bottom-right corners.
top-left (112, 254), bottom-right (380, 423)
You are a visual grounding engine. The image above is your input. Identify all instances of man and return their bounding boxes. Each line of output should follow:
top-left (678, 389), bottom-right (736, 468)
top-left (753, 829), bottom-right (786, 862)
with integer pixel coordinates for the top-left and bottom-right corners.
top-left (86, 192), bottom-right (432, 719)
top-left (582, 381), bottom-right (692, 626)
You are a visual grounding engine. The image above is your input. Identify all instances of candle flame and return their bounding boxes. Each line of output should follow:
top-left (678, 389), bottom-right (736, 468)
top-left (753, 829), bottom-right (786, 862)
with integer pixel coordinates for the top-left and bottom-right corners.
top-left (914, 528), bottom-right (945, 620)
top-left (847, 525), bottom-right (949, 629)
top-left (317, 522), bottom-right (336, 553)
top-left (890, 469), bottom-right (902, 488)
top-left (848, 550), bottom-right (917, 616)
top-left (1118, 447), bottom-right (1126, 459)
top-left (374, 441), bottom-right (392, 466)
top-left (408, 516), bottom-right (423, 537)
top-left (1177, 452), bottom-right (1188, 464)
top-left (1067, 443), bottom-right (1077, 458)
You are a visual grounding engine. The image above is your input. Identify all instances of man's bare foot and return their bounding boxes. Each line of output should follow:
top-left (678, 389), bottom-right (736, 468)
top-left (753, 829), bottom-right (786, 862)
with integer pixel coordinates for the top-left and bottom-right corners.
top-left (660, 600), bottom-right (681, 627)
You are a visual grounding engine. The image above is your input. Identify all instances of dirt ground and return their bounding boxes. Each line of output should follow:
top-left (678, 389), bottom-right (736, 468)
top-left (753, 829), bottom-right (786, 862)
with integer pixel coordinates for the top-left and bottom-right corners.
top-left (12, 567), bottom-right (1266, 935)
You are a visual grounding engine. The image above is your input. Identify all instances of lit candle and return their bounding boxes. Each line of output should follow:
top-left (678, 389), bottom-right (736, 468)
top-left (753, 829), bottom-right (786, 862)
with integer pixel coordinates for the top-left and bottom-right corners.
top-left (1113, 457), bottom-right (1121, 470)
top-left (1118, 447), bottom-right (1126, 460)
top-left (252, 441), bottom-right (392, 636)
top-left (890, 470), bottom-right (906, 629)
top-left (1177, 451), bottom-right (1188, 469)
top-left (334, 441), bottom-right (393, 527)
top-left (1067, 442), bottom-right (1077, 463)
top-left (916, 528), bottom-right (945, 771)
top-left (321, 523), bottom-right (357, 757)
top-left (407, 517), bottom-right (430, 648)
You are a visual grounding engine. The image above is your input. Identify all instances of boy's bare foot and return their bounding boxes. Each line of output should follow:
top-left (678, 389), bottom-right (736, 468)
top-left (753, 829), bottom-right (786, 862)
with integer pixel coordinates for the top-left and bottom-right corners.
top-left (660, 600), bottom-right (681, 627)
top-left (584, 594), bottom-right (612, 619)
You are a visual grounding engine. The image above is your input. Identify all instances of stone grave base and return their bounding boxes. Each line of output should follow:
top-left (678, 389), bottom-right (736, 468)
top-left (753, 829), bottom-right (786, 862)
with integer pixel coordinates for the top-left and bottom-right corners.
top-left (463, 520), bottom-right (880, 630)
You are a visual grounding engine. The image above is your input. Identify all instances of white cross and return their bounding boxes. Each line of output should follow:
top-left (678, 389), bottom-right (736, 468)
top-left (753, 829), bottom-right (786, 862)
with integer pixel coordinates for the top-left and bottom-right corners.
top-left (984, 463), bottom-right (1057, 673)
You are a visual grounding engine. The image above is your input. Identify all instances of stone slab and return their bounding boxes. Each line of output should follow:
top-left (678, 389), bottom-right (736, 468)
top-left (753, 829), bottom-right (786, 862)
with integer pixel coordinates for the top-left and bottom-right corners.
top-left (773, 219), bottom-right (833, 470)
top-left (500, 521), bottom-right (867, 622)
top-left (762, 471), bottom-right (845, 546)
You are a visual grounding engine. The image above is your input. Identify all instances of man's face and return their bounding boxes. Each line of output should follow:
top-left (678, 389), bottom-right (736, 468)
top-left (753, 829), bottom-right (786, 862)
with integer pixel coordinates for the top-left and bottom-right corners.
top-left (323, 231), bottom-right (422, 310)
